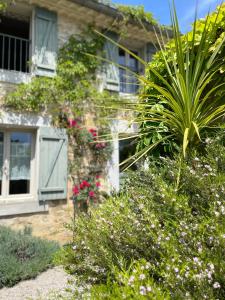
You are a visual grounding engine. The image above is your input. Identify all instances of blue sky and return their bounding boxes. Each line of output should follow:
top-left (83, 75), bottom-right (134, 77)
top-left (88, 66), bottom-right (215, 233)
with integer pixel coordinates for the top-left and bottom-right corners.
top-left (113, 0), bottom-right (221, 32)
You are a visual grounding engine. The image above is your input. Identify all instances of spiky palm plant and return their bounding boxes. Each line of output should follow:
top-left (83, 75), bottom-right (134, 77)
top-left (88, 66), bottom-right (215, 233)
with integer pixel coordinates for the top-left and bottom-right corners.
top-left (93, 3), bottom-right (225, 169)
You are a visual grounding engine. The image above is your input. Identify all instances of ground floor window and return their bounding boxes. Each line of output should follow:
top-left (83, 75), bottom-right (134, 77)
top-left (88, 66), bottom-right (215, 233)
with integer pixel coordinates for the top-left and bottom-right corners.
top-left (0, 129), bottom-right (35, 199)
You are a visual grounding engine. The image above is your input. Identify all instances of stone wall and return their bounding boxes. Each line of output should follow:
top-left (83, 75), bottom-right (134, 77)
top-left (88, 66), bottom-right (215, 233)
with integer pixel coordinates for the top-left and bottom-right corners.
top-left (0, 5), bottom-right (114, 244)
top-left (0, 81), bottom-right (16, 100)
top-left (0, 200), bottom-right (74, 246)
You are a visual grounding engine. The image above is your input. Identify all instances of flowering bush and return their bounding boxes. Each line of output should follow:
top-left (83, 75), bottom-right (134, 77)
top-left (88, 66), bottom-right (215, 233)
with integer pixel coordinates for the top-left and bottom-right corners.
top-left (72, 177), bottom-right (101, 207)
top-left (65, 117), bottom-right (112, 209)
top-left (90, 260), bottom-right (170, 299)
top-left (57, 135), bottom-right (225, 299)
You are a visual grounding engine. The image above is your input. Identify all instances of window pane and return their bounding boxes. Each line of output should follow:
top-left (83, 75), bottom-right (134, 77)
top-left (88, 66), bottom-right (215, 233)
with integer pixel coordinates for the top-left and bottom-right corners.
top-left (119, 68), bottom-right (127, 93)
top-left (0, 132), bottom-right (3, 195)
top-left (119, 50), bottom-right (139, 94)
top-left (119, 49), bottom-right (126, 65)
top-left (9, 132), bottom-right (32, 195)
top-left (128, 52), bottom-right (138, 71)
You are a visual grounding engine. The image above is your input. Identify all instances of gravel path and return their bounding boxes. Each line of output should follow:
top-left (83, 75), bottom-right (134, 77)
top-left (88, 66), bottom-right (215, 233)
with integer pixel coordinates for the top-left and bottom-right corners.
top-left (0, 266), bottom-right (73, 300)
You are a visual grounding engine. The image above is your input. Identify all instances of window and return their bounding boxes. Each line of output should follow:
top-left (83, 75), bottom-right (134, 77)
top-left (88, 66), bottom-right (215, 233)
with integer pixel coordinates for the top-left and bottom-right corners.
top-left (0, 16), bottom-right (30, 73)
top-left (0, 129), bottom-right (35, 199)
top-left (119, 49), bottom-right (139, 94)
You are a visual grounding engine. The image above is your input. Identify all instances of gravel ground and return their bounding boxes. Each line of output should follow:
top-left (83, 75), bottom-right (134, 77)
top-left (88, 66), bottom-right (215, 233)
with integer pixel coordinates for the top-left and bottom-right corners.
top-left (0, 266), bottom-right (73, 300)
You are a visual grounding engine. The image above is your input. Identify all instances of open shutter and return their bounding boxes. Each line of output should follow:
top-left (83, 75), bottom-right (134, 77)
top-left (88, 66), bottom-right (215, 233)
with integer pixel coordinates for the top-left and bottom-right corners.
top-left (38, 127), bottom-right (68, 201)
top-left (34, 7), bottom-right (57, 76)
top-left (104, 31), bottom-right (120, 92)
top-left (146, 43), bottom-right (156, 63)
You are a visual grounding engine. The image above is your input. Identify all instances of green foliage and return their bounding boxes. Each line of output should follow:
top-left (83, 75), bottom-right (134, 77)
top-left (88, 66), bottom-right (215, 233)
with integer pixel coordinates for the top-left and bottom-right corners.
top-left (135, 4), bottom-right (225, 159)
top-left (5, 29), bottom-right (107, 116)
top-left (5, 29), bottom-right (115, 212)
top-left (58, 134), bottom-right (225, 299)
top-left (90, 260), bottom-right (170, 299)
top-left (117, 4), bottom-right (158, 26)
top-left (0, 226), bottom-right (59, 288)
top-left (0, 0), bottom-right (7, 12)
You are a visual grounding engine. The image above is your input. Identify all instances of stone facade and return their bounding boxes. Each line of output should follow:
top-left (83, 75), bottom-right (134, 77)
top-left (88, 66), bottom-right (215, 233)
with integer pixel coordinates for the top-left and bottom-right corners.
top-left (0, 0), bottom-right (160, 243)
top-left (0, 200), bottom-right (74, 244)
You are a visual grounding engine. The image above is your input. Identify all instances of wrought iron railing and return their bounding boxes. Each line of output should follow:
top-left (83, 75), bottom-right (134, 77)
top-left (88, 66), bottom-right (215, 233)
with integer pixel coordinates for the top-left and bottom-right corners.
top-left (0, 33), bottom-right (30, 73)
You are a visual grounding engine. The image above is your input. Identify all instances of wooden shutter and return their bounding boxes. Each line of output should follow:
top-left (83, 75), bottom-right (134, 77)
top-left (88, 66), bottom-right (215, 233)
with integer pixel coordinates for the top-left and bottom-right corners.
top-left (34, 7), bottom-right (58, 76)
top-left (38, 127), bottom-right (68, 201)
top-left (104, 31), bottom-right (120, 92)
top-left (146, 43), bottom-right (156, 63)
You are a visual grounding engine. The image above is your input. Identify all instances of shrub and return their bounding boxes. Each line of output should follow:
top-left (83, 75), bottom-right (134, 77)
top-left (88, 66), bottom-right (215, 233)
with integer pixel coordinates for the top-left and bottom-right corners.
top-left (58, 135), bottom-right (225, 299)
top-left (90, 260), bottom-right (170, 300)
top-left (0, 226), bottom-right (59, 288)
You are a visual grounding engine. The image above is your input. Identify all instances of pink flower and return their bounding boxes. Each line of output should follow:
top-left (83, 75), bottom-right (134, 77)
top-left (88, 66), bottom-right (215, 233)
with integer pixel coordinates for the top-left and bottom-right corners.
top-left (68, 119), bottom-right (78, 128)
top-left (89, 191), bottom-right (95, 198)
top-left (96, 181), bottom-right (101, 188)
top-left (96, 175), bottom-right (101, 179)
top-left (89, 128), bottom-right (97, 137)
top-left (72, 186), bottom-right (79, 196)
top-left (83, 180), bottom-right (90, 187)
top-left (80, 180), bottom-right (90, 189)
top-left (95, 142), bottom-right (106, 149)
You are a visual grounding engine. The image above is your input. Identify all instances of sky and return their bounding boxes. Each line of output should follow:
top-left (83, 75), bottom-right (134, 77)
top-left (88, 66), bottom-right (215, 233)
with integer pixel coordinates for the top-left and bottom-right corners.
top-left (113, 0), bottom-right (222, 32)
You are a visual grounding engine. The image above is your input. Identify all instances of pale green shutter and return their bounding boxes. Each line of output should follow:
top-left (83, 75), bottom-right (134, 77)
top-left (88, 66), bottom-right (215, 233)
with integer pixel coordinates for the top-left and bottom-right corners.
top-left (34, 7), bottom-right (58, 76)
top-left (38, 127), bottom-right (68, 201)
top-left (146, 43), bottom-right (156, 63)
top-left (104, 32), bottom-right (120, 92)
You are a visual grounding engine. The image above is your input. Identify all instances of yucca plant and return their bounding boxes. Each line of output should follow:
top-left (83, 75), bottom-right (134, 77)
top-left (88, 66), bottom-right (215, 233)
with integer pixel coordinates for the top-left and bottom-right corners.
top-left (94, 3), bottom-right (225, 169)
top-left (137, 3), bottom-right (225, 159)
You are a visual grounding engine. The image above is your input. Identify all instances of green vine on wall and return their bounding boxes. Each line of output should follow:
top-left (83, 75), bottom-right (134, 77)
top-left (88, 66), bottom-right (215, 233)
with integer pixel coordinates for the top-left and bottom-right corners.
top-left (5, 28), bottom-right (115, 210)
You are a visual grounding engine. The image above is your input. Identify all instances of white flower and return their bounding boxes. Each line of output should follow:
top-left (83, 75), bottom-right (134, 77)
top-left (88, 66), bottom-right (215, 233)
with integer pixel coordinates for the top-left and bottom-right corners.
top-left (139, 274), bottom-right (146, 280)
top-left (213, 282), bottom-right (221, 289)
top-left (128, 275), bottom-right (135, 285)
top-left (215, 211), bottom-right (220, 217)
top-left (146, 286), bottom-right (152, 292)
top-left (72, 245), bottom-right (77, 250)
top-left (139, 286), bottom-right (146, 295)
top-left (174, 268), bottom-right (179, 273)
top-left (198, 247), bottom-right (203, 253)
top-left (193, 257), bottom-right (199, 263)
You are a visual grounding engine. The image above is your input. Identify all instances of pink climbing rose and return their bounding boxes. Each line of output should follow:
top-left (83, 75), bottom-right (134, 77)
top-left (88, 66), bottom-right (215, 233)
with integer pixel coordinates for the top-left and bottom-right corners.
top-left (89, 191), bottom-right (95, 198)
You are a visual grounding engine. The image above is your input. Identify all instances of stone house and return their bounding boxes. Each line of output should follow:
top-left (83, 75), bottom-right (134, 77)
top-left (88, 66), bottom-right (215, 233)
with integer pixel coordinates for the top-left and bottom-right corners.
top-left (0, 0), bottom-right (169, 242)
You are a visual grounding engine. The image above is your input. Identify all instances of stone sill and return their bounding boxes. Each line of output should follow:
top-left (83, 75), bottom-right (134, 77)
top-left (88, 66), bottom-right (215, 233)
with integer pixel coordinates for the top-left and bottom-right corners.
top-left (0, 201), bottom-right (49, 218)
top-left (0, 69), bottom-right (31, 85)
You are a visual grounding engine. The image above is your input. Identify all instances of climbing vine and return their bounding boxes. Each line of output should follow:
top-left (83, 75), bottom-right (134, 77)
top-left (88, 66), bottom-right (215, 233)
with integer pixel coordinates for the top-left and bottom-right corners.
top-left (5, 28), bottom-right (115, 210)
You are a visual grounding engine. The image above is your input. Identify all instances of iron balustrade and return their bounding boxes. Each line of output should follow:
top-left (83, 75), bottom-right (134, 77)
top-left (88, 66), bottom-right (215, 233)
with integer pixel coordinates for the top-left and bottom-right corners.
top-left (0, 33), bottom-right (30, 73)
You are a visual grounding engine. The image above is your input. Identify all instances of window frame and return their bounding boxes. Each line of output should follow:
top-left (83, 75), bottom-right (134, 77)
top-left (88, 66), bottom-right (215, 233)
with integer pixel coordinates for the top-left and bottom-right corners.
top-left (0, 128), bottom-right (36, 204)
top-left (119, 48), bottom-right (140, 94)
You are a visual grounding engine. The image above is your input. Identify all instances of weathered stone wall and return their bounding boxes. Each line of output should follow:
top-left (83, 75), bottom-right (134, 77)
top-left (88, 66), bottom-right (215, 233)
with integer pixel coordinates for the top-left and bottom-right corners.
top-left (0, 7), bottom-right (111, 243)
top-left (0, 201), bottom-right (73, 244)
top-left (0, 81), bottom-right (16, 100)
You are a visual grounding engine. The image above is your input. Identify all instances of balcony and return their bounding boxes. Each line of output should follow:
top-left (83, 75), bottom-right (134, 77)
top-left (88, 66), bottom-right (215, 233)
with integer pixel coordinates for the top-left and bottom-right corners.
top-left (0, 15), bottom-right (31, 84)
top-left (0, 33), bottom-right (30, 73)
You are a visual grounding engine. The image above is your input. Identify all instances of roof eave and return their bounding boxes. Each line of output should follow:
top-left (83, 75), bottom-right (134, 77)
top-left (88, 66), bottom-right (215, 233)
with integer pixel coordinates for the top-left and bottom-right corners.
top-left (70, 0), bottom-right (173, 38)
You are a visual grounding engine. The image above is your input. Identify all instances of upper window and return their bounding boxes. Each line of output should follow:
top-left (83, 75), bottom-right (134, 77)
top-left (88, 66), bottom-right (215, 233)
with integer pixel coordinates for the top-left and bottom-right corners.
top-left (0, 16), bottom-right (30, 73)
top-left (119, 49), bottom-right (139, 94)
